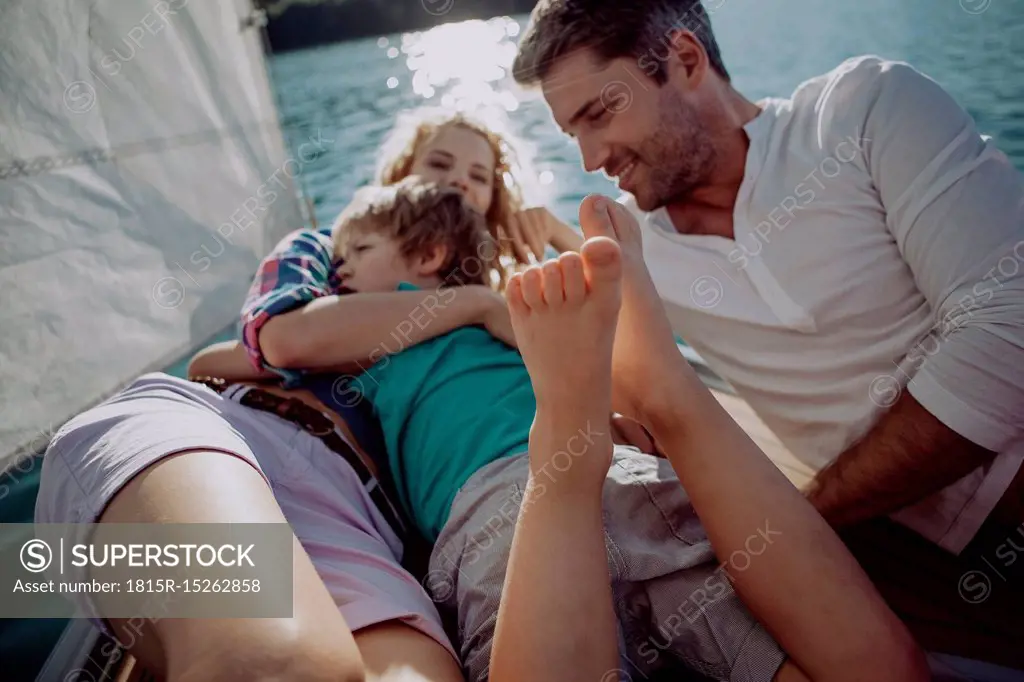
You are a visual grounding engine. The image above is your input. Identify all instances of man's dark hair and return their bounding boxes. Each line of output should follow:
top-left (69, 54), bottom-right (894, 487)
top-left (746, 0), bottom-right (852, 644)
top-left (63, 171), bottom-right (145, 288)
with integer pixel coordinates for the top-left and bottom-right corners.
top-left (512, 0), bottom-right (729, 87)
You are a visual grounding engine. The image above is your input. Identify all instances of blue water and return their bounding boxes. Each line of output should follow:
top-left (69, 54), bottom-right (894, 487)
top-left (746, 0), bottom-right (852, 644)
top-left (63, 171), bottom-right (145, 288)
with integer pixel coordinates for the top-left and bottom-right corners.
top-left (268, 0), bottom-right (1024, 229)
top-left (166, 0), bottom-right (1024, 377)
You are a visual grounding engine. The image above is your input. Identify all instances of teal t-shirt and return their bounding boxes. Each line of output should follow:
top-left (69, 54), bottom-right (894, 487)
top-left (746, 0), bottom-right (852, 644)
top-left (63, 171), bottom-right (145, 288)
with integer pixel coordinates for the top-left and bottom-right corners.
top-left (353, 284), bottom-right (534, 540)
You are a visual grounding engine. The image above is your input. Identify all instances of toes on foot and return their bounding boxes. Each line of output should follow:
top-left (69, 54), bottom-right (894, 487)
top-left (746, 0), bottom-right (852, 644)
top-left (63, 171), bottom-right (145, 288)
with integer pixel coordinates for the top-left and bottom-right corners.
top-left (581, 237), bottom-right (623, 284)
top-left (520, 266), bottom-right (545, 309)
top-left (579, 195), bottom-right (617, 240)
top-left (541, 261), bottom-right (565, 307)
top-left (506, 273), bottom-right (528, 314)
top-left (605, 200), bottom-right (642, 245)
top-left (558, 252), bottom-right (586, 304)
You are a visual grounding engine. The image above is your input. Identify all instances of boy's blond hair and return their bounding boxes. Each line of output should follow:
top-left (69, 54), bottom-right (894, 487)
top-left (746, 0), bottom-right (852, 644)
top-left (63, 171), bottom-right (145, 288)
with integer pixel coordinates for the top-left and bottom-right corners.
top-left (332, 178), bottom-right (499, 288)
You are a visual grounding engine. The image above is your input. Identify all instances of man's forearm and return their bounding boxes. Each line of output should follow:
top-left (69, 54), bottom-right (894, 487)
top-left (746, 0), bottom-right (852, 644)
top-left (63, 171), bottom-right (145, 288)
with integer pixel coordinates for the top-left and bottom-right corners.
top-left (260, 286), bottom-right (491, 370)
top-left (806, 390), bottom-right (996, 527)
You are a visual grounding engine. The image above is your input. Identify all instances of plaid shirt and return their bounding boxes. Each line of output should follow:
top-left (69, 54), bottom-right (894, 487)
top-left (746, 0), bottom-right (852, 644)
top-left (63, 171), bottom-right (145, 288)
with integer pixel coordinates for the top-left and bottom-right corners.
top-left (241, 228), bottom-right (343, 385)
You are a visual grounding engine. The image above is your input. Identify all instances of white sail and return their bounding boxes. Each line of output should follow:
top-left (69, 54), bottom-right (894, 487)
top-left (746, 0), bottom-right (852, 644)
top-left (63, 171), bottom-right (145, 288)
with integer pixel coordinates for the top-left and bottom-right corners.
top-left (0, 0), bottom-right (303, 467)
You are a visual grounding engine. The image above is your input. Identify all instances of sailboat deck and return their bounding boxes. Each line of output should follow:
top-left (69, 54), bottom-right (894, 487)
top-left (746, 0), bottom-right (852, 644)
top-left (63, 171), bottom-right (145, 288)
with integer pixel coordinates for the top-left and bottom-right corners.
top-left (709, 388), bottom-right (815, 490)
top-left (679, 344), bottom-right (815, 489)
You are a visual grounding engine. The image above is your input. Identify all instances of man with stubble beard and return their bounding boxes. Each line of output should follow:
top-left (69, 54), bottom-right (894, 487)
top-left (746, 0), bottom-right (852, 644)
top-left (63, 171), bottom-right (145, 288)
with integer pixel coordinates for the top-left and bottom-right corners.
top-left (513, 0), bottom-right (1024, 672)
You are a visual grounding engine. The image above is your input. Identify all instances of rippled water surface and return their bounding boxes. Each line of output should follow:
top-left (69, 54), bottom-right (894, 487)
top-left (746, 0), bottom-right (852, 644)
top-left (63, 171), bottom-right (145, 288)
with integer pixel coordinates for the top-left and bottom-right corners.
top-left (268, 0), bottom-right (1024, 229)
top-left (165, 0), bottom-right (1024, 376)
top-left (163, 0), bottom-right (1023, 375)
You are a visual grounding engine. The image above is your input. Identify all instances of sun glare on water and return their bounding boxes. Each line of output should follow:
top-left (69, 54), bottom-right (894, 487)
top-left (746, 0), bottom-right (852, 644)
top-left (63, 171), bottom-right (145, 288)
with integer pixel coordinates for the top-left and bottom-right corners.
top-left (398, 17), bottom-right (522, 113)
top-left (379, 16), bottom-right (559, 210)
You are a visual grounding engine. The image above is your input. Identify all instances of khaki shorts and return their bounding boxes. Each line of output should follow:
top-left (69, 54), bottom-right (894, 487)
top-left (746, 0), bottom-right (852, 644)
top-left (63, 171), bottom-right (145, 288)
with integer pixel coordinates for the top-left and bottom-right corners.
top-left (425, 447), bottom-right (786, 682)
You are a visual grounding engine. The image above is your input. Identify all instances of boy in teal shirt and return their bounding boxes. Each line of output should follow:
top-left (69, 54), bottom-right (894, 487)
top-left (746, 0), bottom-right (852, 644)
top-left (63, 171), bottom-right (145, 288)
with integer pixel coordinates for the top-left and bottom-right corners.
top-left (351, 281), bottom-right (535, 539)
top-left (330, 179), bottom-right (786, 682)
top-left (332, 181), bottom-right (536, 540)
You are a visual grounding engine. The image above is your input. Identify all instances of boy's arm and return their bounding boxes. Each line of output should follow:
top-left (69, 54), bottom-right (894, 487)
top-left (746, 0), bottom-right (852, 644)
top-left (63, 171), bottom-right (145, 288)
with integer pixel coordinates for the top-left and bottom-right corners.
top-left (259, 285), bottom-right (511, 369)
top-left (188, 339), bottom-right (367, 381)
top-left (242, 229), bottom-right (513, 373)
top-left (188, 340), bottom-right (278, 381)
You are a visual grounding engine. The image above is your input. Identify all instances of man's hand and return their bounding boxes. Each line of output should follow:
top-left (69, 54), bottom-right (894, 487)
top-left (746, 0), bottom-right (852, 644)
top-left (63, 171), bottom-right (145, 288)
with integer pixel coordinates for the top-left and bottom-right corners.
top-left (610, 413), bottom-right (659, 455)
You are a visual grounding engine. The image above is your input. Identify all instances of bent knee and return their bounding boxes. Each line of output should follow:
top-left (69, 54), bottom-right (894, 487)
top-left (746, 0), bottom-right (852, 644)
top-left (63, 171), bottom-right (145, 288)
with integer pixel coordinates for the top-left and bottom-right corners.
top-left (171, 619), bottom-right (365, 682)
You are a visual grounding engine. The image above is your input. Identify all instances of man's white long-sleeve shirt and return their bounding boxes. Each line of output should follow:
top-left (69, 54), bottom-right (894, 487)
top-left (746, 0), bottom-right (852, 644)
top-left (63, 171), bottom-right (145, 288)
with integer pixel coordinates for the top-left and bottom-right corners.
top-left (623, 55), bottom-right (1024, 553)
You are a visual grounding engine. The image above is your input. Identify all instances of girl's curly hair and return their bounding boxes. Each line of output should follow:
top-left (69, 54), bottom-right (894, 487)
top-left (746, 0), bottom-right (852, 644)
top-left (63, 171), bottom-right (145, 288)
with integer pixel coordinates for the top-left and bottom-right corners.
top-left (376, 107), bottom-right (530, 287)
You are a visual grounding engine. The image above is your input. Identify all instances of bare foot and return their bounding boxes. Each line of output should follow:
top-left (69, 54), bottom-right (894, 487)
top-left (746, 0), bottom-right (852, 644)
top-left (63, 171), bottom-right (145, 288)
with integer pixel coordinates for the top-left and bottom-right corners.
top-left (506, 239), bottom-right (623, 485)
top-left (577, 195), bottom-right (698, 426)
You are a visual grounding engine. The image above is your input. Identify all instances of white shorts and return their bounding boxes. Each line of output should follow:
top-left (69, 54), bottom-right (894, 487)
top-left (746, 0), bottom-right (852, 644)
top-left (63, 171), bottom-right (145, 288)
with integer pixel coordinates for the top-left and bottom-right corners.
top-left (35, 372), bottom-right (454, 658)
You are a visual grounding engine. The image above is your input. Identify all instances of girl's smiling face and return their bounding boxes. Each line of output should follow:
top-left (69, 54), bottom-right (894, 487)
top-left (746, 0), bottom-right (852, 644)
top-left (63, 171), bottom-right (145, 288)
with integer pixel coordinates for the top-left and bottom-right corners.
top-left (409, 124), bottom-right (496, 216)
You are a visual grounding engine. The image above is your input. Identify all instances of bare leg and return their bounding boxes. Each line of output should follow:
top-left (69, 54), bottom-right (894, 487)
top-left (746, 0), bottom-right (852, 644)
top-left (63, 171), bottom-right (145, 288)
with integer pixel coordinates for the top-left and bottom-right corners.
top-left (356, 622), bottom-right (464, 682)
top-left (97, 450), bottom-right (365, 682)
top-left (578, 195), bottom-right (928, 682)
top-left (490, 241), bottom-right (624, 682)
